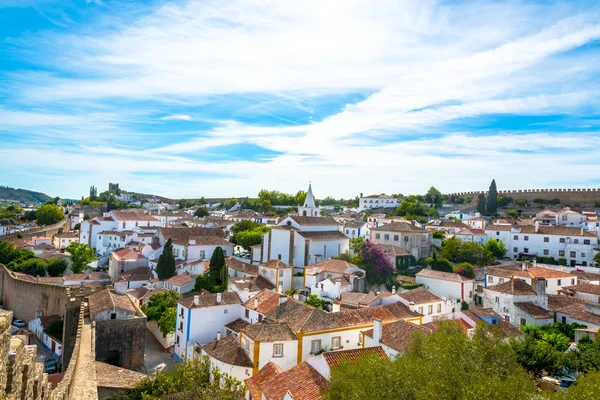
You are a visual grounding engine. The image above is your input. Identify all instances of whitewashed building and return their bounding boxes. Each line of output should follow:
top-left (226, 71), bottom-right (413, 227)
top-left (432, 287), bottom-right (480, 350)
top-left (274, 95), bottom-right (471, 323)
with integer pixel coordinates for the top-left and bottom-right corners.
top-left (415, 269), bottom-right (474, 304)
top-left (358, 194), bottom-right (400, 211)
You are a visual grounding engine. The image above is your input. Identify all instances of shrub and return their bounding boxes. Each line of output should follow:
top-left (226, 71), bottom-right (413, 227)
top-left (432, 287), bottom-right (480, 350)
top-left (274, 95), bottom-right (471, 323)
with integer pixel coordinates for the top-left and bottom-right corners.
top-left (558, 258), bottom-right (567, 266)
top-left (432, 230), bottom-right (445, 240)
top-left (461, 301), bottom-right (469, 311)
top-left (453, 262), bottom-right (475, 279)
top-left (516, 199), bottom-right (528, 207)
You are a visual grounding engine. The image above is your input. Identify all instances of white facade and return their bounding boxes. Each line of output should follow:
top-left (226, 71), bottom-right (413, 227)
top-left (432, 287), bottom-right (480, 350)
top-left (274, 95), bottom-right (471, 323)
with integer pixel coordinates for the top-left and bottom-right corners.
top-left (397, 296), bottom-right (454, 324)
top-left (240, 334), bottom-right (298, 372)
top-left (297, 183), bottom-right (320, 217)
top-left (358, 195), bottom-right (400, 211)
top-left (415, 272), bottom-right (474, 303)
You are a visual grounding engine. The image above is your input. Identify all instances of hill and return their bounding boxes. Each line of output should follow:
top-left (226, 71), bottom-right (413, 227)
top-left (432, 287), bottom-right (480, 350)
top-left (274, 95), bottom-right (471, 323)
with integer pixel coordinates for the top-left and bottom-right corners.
top-left (0, 186), bottom-right (52, 204)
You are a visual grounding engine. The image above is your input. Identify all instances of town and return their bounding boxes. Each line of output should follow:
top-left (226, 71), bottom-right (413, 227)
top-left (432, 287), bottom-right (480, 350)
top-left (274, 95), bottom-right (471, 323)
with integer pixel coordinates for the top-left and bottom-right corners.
top-left (0, 181), bottom-right (599, 399)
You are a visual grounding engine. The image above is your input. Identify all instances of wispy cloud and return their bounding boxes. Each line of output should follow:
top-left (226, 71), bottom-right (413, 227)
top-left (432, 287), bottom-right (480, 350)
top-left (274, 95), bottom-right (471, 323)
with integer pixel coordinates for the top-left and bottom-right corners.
top-left (160, 114), bottom-right (193, 121)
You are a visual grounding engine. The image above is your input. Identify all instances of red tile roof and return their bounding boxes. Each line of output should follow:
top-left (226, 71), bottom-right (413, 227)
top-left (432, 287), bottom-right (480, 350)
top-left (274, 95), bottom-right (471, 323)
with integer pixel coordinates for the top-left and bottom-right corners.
top-left (322, 346), bottom-right (387, 367)
top-left (245, 361), bottom-right (284, 400)
top-left (259, 362), bottom-right (328, 400)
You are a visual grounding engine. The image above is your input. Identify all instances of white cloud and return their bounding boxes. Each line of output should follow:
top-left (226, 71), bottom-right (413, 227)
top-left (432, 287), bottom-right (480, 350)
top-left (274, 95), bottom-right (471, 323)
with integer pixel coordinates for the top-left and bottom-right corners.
top-left (160, 114), bottom-right (193, 121)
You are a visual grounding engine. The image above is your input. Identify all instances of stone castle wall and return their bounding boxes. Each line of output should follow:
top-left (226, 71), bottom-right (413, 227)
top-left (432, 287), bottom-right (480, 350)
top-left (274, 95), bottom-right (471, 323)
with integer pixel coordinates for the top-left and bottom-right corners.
top-left (447, 188), bottom-right (600, 204)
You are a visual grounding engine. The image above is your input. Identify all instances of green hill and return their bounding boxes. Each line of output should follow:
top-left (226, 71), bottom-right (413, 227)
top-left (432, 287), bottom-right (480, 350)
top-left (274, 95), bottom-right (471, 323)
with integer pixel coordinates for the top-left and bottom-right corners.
top-left (0, 186), bottom-right (52, 204)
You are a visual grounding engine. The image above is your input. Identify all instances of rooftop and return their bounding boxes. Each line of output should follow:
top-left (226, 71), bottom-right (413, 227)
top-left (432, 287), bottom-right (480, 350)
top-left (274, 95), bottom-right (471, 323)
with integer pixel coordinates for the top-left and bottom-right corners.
top-left (243, 322), bottom-right (298, 342)
top-left (244, 289), bottom-right (287, 314)
top-left (259, 362), bottom-right (328, 400)
top-left (398, 288), bottom-right (442, 305)
top-left (321, 346), bottom-right (387, 367)
top-left (372, 222), bottom-right (425, 232)
top-left (416, 269), bottom-right (473, 282)
top-left (88, 289), bottom-right (136, 319)
top-left (296, 231), bottom-right (349, 241)
top-left (362, 320), bottom-right (434, 352)
top-left (229, 275), bottom-right (275, 292)
top-left (288, 216), bottom-right (340, 226)
top-left (261, 259), bottom-right (292, 269)
top-left (514, 302), bottom-right (552, 319)
top-left (562, 284), bottom-right (600, 295)
top-left (245, 362), bottom-right (284, 400)
top-left (201, 335), bottom-right (253, 368)
top-left (166, 272), bottom-right (193, 287)
top-left (178, 292), bottom-right (241, 309)
top-left (305, 259), bottom-right (359, 276)
top-left (110, 209), bottom-right (159, 222)
top-left (484, 279), bottom-right (537, 296)
top-left (95, 361), bottom-right (149, 389)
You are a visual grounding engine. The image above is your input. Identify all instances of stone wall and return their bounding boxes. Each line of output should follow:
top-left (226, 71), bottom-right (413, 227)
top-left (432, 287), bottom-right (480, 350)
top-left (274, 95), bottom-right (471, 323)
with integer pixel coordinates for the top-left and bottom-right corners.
top-left (93, 316), bottom-right (146, 370)
top-left (1, 218), bottom-right (69, 241)
top-left (446, 188), bottom-right (600, 205)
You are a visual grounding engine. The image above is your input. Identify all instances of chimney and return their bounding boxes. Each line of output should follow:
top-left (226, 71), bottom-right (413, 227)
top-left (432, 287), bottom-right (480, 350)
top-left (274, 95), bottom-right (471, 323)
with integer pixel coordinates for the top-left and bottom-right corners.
top-left (201, 288), bottom-right (205, 295)
top-left (278, 283), bottom-right (283, 293)
top-left (278, 296), bottom-right (287, 306)
top-left (254, 297), bottom-right (258, 309)
top-left (533, 278), bottom-right (547, 309)
top-left (292, 293), bottom-right (299, 300)
top-left (336, 278), bottom-right (342, 293)
top-left (511, 274), bottom-right (515, 295)
top-left (533, 259), bottom-right (537, 268)
top-left (36, 275), bottom-right (40, 282)
top-left (194, 295), bottom-right (199, 306)
top-left (373, 319), bottom-right (383, 346)
top-left (216, 293), bottom-right (222, 303)
top-left (217, 331), bottom-right (221, 341)
top-left (535, 220), bottom-right (540, 233)
top-left (392, 286), bottom-right (396, 294)
top-left (521, 263), bottom-right (527, 271)
top-left (314, 266), bottom-right (319, 274)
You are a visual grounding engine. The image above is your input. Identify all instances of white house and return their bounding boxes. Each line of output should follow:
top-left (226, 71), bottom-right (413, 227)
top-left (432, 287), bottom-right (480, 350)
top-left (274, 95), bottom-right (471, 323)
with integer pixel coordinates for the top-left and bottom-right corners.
top-left (467, 217), bottom-right (487, 230)
top-left (228, 275), bottom-right (275, 302)
top-left (484, 222), bottom-right (598, 266)
top-left (555, 302), bottom-right (600, 329)
top-left (425, 219), bottom-right (469, 235)
top-left (164, 272), bottom-right (196, 294)
top-left (342, 221), bottom-right (368, 239)
top-left (199, 334), bottom-right (254, 382)
top-left (240, 322), bottom-right (299, 373)
top-left (358, 194), bottom-right (400, 211)
top-left (53, 231), bottom-right (79, 249)
top-left (156, 227), bottom-right (234, 261)
top-left (370, 222), bottom-right (432, 260)
top-left (174, 292), bottom-right (243, 362)
top-left (108, 248), bottom-right (148, 281)
top-left (28, 315), bottom-right (63, 358)
top-left (259, 216), bottom-right (349, 267)
top-left (455, 229), bottom-right (487, 244)
top-left (396, 288), bottom-right (454, 323)
top-left (558, 284), bottom-right (600, 303)
top-left (257, 259), bottom-right (294, 293)
top-left (415, 269), bottom-right (474, 304)
top-left (304, 259), bottom-right (366, 300)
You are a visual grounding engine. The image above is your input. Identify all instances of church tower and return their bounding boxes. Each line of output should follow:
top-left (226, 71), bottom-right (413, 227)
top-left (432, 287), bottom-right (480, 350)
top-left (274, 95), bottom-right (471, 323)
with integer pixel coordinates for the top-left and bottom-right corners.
top-left (298, 183), bottom-right (320, 217)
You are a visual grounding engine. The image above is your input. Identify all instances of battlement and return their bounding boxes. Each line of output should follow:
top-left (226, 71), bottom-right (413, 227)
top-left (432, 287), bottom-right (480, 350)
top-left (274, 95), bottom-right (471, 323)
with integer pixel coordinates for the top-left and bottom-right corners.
top-left (446, 188), bottom-right (600, 204)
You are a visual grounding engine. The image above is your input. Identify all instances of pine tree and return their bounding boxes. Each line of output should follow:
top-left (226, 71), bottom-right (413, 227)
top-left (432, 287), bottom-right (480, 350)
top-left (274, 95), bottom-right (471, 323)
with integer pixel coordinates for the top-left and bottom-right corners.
top-left (476, 193), bottom-right (486, 214)
top-left (487, 179), bottom-right (498, 215)
top-left (156, 238), bottom-right (176, 280)
top-left (209, 246), bottom-right (226, 286)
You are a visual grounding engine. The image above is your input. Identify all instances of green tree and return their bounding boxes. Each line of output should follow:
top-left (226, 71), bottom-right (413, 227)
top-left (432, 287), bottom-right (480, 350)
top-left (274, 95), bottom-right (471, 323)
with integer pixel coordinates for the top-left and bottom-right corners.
top-left (18, 258), bottom-right (47, 276)
top-left (439, 237), bottom-right (462, 262)
top-left (453, 262), bottom-right (475, 279)
top-left (425, 186), bottom-right (442, 206)
top-left (558, 370), bottom-right (600, 399)
top-left (476, 193), bottom-right (486, 214)
top-left (484, 239), bottom-right (508, 259)
top-left (209, 246), bottom-right (226, 286)
top-left (44, 319), bottom-right (63, 339)
top-left (431, 230), bottom-right (445, 240)
top-left (0, 241), bottom-right (15, 265)
top-left (305, 294), bottom-right (325, 309)
top-left (47, 258), bottom-right (68, 277)
top-left (142, 291), bottom-right (181, 337)
top-left (325, 321), bottom-right (536, 400)
top-left (487, 179), bottom-right (498, 214)
top-left (349, 237), bottom-right (365, 252)
top-left (594, 252), bottom-right (600, 266)
top-left (156, 238), bottom-right (177, 280)
top-left (112, 358), bottom-right (245, 400)
top-left (66, 242), bottom-right (96, 274)
top-left (194, 206), bottom-right (209, 218)
top-left (506, 209), bottom-right (519, 218)
top-left (194, 273), bottom-right (214, 293)
top-left (36, 204), bottom-right (64, 225)
top-left (427, 255), bottom-right (453, 273)
top-left (456, 242), bottom-right (495, 266)
top-left (516, 199), bottom-right (528, 207)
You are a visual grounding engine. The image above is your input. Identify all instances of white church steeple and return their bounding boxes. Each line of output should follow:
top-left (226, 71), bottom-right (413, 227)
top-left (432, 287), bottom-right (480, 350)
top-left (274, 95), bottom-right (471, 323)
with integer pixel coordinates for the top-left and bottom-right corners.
top-left (298, 182), bottom-right (320, 217)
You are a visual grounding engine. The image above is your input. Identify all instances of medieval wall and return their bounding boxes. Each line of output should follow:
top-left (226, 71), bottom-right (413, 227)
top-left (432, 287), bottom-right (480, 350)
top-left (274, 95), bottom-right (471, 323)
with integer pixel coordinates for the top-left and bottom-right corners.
top-left (94, 316), bottom-right (146, 370)
top-left (447, 188), bottom-right (600, 205)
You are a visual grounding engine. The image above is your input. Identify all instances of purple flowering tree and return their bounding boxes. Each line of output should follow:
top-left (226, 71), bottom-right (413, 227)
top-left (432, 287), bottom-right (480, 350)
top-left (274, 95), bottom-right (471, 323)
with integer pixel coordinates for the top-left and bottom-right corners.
top-left (358, 241), bottom-right (395, 285)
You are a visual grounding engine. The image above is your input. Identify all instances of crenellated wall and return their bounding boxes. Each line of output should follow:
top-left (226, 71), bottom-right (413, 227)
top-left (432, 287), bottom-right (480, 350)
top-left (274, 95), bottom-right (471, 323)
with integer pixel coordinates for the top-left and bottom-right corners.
top-left (446, 188), bottom-right (600, 204)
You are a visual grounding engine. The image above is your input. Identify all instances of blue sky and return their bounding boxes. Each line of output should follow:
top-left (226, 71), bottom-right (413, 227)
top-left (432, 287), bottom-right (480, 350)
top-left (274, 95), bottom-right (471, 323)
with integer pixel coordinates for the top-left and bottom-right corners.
top-left (1, 0), bottom-right (600, 199)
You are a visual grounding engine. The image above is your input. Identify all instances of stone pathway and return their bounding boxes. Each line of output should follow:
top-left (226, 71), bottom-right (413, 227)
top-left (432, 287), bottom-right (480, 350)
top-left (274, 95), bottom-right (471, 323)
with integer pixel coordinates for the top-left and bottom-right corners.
top-left (70, 319), bottom-right (98, 400)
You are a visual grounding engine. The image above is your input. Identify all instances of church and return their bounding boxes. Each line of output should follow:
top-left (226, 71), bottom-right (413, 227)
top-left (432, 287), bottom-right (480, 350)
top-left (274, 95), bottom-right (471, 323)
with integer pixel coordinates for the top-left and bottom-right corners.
top-left (258, 184), bottom-right (350, 267)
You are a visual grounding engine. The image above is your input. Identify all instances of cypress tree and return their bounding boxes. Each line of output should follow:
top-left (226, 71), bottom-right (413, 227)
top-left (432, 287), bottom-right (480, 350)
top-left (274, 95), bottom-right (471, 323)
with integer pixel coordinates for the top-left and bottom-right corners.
top-left (476, 193), bottom-right (486, 214)
top-left (209, 246), bottom-right (226, 286)
top-left (487, 179), bottom-right (498, 215)
top-left (156, 238), bottom-right (176, 280)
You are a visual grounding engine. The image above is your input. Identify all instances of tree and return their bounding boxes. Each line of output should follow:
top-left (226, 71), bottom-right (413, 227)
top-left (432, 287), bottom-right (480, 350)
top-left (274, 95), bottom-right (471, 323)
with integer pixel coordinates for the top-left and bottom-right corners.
top-left (305, 294), bottom-right (325, 309)
top-left (456, 242), bottom-right (495, 266)
top-left (487, 179), bottom-right (498, 214)
top-left (44, 319), bottom-right (63, 339)
top-left (594, 252), bottom-right (600, 266)
top-left (156, 238), bottom-right (176, 280)
top-left (510, 333), bottom-right (566, 378)
top-left (516, 199), bottom-right (528, 207)
top-left (142, 291), bottom-right (181, 337)
top-left (66, 242), bottom-right (96, 274)
top-left (0, 241), bottom-right (15, 265)
top-left (349, 237), bottom-right (365, 252)
top-left (47, 258), bottom-right (68, 277)
top-left (506, 209), bottom-right (519, 218)
top-left (36, 204), bottom-right (64, 225)
top-left (357, 241), bottom-right (394, 285)
top-left (476, 193), bottom-right (486, 214)
top-left (194, 206), bottom-right (209, 218)
top-left (209, 246), bottom-right (226, 287)
top-left (325, 321), bottom-right (536, 400)
top-left (426, 253), bottom-right (453, 273)
top-left (112, 358), bottom-right (245, 400)
top-left (439, 237), bottom-right (462, 262)
top-left (194, 273), bottom-right (214, 293)
top-left (453, 262), bottom-right (475, 279)
top-left (18, 258), bottom-right (47, 276)
top-left (425, 186), bottom-right (442, 206)
top-left (431, 230), bottom-right (445, 240)
top-left (484, 239), bottom-right (508, 259)
top-left (558, 370), bottom-right (600, 399)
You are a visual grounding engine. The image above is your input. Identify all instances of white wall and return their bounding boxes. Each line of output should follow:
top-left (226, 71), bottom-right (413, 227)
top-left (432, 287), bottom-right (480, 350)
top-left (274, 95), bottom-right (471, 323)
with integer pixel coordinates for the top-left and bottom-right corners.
top-left (202, 351), bottom-right (252, 382)
top-left (415, 276), bottom-right (473, 303)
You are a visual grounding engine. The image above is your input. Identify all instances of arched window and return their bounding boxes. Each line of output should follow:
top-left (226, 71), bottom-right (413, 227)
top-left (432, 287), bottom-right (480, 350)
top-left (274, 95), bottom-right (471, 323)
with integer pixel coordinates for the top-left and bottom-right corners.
top-left (303, 210), bottom-right (307, 216)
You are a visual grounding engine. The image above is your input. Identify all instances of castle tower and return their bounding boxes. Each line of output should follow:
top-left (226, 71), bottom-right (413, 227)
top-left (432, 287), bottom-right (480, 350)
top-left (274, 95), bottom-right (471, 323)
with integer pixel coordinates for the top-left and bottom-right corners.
top-left (298, 183), bottom-right (320, 217)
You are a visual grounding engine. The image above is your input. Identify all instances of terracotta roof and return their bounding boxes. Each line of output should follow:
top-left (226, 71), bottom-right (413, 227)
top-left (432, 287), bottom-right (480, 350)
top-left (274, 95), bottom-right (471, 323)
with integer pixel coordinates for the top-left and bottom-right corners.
top-left (88, 289), bottom-right (136, 319)
top-left (297, 231), bottom-right (349, 241)
top-left (398, 288), bottom-right (442, 304)
top-left (261, 259), bottom-right (292, 269)
top-left (230, 275), bottom-right (275, 292)
top-left (112, 248), bottom-right (146, 260)
top-left (243, 322), bottom-right (298, 342)
top-left (111, 209), bottom-right (158, 222)
top-left (372, 222), bottom-right (425, 232)
top-left (513, 267), bottom-right (576, 279)
top-left (562, 284), bottom-right (600, 295)
top-left (322, 346), bottom-right (388, 367)
top-left (416, 269), bottom-right (473, 282)
top-left (376, 244), bottom-right (411, 257)
top-left (558, 303), bottom-right (600, 326)
top-left (486, 224), bottom-right (597, 238)
top-left (547, 295), bottom-right (585, 312)
top-left (259, 362), bottom-right (328, 400)
top-left (427, 219), bottom-right (469, 228)
top-left (461, 309), bottom-right (523, 337)
top-left (126, 286), bottom-right (151, 300)
top-left (344, 221), bottom-right (366, 229)
top-left (484, 279), bottom-right (536, 295)
top-left (514, 302), bottom-right (553, 319)
top-left (226, 256), bottom-right (258, 275)
top-left (245, 361), bottom-right (284, 400)
top-left (166, 272), bottom-right (193, 287)
top-left (178, 292), bottom-right (241, 309)
top-left (362, 320), bottom-right (434, 352)
top-left (305, 259), bottom-right (359, 276)
top-left (456, 228), bottom-right (486, 236)
top-left (288, 216), bottom-right (340, 226)
top-left (54, 232), bottom-right (79, 239)
top-left (201, 335), bottom-right (253, 368)
top-left (396, 275), bottom-right (416, 283)
top-left (338, 291), bottom-right (380, 307)
top-left (486, 265), bottom-right (522, 279)
top-left (95, 361), bottom-right (149, 389)
top-left (120, 267), bottom-right (153, 282)
top-left (244, 290), bottom-right (287, 314)
top-left (36, 252), bottom-right (69, 261)
top-left (572, 271), bottom-right (600, 283)
top-left (225, 318), bottom-right (250, 333)
top-left (65, 273), bottom-right (89, 281)
top-left (158, 227), bottom-right (225, 242)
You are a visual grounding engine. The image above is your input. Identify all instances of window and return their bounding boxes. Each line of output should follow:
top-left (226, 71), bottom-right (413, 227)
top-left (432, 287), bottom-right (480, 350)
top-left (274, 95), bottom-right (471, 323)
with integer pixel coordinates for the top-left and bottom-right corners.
top-left (505, 316), bottom-right (510, 323)
top-left (375, 234), bottom-right (380, 240)
top-left (581, 253), bottom-right (586, 258)
top-left (524, 248), bottom-right (529, 253)
top-left (404, 236), bottom-right (409, 243)
top-left (543, 249), bottom-right (549, 255)
top-left (273, 344), bottom-right (283, 357)
top-left (574, 239), bottom-right (579, 244)
top-left (557, 279), bottom-right (562, 286)
top-left (513, 247), bottom-right (518, 253)
top-left (570, 251), bottom-right (576, 258)
top-left (352, 230), bottom-right (356, 235)
top-left (513, 235), bottom-right (518, 240)
top-left (560, 238), bottom-right (566, 243)
top-left (180, 308), bottom-right (184, 317)
top-left (524, 236), bottom-right (529, 241)
top-left (279, 270), bottom-right (284, 277)
top-left (199, 250), bottom-right (205, 259)
top-left (277, 254), bottom-right (282, 260)
top-left (559, 250), bottom-right (565, 257)
top-left (245, 309), bottom-right (250, 319)
top-left (224, 309), bottom-right (228, 314)
top-left (331, 336), bottom-right (341, 350)
top-left (544, 237), bottom-right (549, 243)
top-left (495, 296), bottom-right (499, 304)
top-left (384, 234), bottom-right (390, 240)
top-left (428, 305), bottom-right (433, 315)
top-left (176, 336), bottom-right (180, 345)
top-left (123, 222), bottom-right (126, 229)
top-left (258, 314), bottom-right (263, 322)
top-left (499, 278), bottom-right (504, 284)
top-left (243, 339), bottom-right (249, 351)
top-left (393, 235), bottom-right (399, 241)
top-left (520, 318), bottom-right (527, 326)
top-left (311, 340), bottom-right (321, 354)
top-left (179, 322), bottom-right (183, 331)
top-left (110, 313), bottom-right (117, 320)
top-left (572, 279), bottom-right (575, 285)
top-left (584, 239), bottom-right (591, 245)
top-left (496, 232), bottom-right (500, 236)
top-left (418, 307), bottom-right (423, 314)
top-left (437, 303), bottom-right (441, 313)
top-left (561, 316), bottom-right (567, 324)
top-left (488, 276), bottom-right (494, 283)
